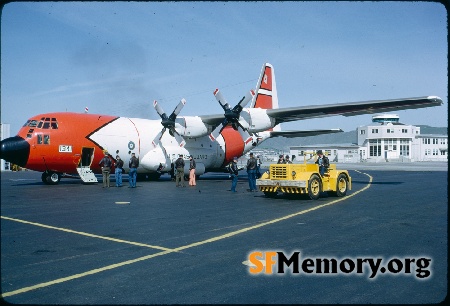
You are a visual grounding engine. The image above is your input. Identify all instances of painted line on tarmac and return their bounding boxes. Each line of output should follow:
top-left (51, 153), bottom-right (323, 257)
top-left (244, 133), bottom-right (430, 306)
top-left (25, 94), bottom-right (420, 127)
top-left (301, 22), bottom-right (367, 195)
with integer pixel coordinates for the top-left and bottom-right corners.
top-left (2, 170), bottom-right (372, 298)
top-left (0, 216), bottom-right (174, 252)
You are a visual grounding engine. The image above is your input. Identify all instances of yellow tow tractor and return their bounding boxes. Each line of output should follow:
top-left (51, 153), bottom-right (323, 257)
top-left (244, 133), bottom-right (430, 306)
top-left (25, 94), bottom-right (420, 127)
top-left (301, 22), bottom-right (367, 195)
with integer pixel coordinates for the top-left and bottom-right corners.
top-left (256, 152), bottom-right (351, 200)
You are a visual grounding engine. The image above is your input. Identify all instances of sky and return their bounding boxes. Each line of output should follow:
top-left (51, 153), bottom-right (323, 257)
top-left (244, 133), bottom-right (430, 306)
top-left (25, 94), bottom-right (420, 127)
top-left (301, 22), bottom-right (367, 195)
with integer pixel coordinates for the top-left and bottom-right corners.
top-left (1, 1), bottom-right (447, 136)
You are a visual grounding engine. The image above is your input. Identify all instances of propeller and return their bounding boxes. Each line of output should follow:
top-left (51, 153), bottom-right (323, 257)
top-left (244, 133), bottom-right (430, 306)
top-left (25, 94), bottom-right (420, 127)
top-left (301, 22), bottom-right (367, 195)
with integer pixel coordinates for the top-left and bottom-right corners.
top-left (209, 89), bottom-right (255, 141)
top-left (152, 99), bottom-right (186, 148)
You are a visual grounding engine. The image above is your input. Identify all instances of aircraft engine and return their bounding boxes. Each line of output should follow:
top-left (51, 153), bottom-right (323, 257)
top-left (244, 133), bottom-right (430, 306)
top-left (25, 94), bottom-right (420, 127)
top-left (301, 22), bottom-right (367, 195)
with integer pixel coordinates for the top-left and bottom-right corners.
top-left (247, 108), bottom-right (275, 132)
top-left (184, 162), bottom-right (205, 176)
top-left (175, 116), bottom-right (212, 138)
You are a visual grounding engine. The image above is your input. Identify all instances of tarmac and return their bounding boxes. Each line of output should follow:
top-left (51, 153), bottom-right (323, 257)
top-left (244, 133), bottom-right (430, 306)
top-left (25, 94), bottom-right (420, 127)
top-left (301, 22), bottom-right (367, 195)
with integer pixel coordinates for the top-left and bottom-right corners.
top-left (0, 162), bottom-right (448, 304)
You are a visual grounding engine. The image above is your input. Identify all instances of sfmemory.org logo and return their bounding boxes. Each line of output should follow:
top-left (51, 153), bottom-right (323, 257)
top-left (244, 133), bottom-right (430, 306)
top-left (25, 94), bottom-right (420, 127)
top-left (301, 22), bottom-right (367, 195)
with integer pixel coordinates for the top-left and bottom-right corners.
top-left (246, 251), bottom-right (432, 280)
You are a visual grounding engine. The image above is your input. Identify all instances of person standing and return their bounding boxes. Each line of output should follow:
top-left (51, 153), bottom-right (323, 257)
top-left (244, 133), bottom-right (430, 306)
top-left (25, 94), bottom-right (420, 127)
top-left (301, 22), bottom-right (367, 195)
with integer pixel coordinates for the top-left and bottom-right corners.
top-left (114, 155), bottom-right (124, 187)
top-left (256, 155), bottom-right (262, 178)
top-left (227, 157), bottom-right (239, 192)
top-left (188, 155), bottom-right (196, 186)
top-left (99, 151), bottom-right (112, 188)
top-left (246, 152), bottom-right (257, 192)
top-left (174, 154), bottom-right (185, 187)
top-left (128, 152), bottom-right (139, 188)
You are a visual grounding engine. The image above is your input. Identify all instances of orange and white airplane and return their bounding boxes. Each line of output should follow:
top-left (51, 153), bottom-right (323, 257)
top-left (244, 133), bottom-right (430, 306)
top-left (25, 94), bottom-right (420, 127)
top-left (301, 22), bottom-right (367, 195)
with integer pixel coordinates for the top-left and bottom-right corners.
top-left (0, 63), bottom-right (443, 184)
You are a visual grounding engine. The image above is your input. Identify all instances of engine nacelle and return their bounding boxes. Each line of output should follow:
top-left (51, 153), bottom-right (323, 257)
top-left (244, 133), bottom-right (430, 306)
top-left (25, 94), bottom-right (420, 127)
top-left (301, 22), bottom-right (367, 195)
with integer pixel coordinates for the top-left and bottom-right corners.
top-left (175, 116), bottom-right (212, 138)
top-left (245, 108), bottom-right (275, 132)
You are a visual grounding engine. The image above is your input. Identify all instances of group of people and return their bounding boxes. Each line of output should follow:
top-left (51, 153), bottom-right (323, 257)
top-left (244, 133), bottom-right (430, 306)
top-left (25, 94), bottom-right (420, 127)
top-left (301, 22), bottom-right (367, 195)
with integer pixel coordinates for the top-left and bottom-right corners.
top-left (98, 151), bottom-right (139, 188)
top-left (98, 149), bottom-right (329, 190)
top-left (277, 154), bottom-right (292, 164)
top-left (173, 154), bottom-right (197, 187)
top-left (226, 152), bottom-right (261, 193)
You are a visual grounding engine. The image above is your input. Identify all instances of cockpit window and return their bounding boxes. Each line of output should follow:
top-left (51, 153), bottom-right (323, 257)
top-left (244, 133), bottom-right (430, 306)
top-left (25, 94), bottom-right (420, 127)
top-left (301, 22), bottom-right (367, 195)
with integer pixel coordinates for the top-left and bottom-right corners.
top-left (26, 117), bottom-right (59, 129)
top-left (28, 120), bottom-right (38, 127)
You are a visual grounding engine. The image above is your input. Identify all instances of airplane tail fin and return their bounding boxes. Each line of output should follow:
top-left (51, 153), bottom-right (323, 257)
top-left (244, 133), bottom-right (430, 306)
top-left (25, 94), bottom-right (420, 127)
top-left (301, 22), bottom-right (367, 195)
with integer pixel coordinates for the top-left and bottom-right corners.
top-left (250, 62), bottom-right (280, 131)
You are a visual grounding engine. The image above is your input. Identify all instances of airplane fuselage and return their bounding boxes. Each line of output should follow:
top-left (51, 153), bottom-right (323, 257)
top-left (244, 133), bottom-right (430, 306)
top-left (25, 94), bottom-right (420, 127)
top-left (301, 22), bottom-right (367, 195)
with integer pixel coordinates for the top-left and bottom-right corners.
top-left (7, 112), bottom-right (266, 177)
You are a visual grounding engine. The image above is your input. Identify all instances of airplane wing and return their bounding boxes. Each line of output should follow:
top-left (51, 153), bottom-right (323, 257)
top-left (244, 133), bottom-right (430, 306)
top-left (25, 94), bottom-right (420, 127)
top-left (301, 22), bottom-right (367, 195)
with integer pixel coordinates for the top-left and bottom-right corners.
top-left (266, 96), bottom-right (443, 125)
top-left (269, 129), bottom-right (343, 138)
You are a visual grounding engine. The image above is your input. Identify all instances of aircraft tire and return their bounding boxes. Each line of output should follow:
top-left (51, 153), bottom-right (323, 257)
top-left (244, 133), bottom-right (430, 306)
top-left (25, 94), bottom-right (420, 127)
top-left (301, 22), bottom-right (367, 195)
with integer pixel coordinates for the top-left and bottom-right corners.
top-left (45, 172), bottom-right (61, 185)
top-left (308, 174), bottom-right (322, 200)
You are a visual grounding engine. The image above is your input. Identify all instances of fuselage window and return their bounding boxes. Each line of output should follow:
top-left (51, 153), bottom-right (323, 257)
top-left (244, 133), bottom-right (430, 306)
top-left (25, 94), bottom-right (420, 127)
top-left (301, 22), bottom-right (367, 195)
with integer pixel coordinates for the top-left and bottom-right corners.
top-left (43, 135), bottom-right (50, 144)
top-left (22, 120), bottom-right (30, 127)
top-left (37, 134), bottom-right (43, 144)
top-left (38, 121), bottom-right (44, 128)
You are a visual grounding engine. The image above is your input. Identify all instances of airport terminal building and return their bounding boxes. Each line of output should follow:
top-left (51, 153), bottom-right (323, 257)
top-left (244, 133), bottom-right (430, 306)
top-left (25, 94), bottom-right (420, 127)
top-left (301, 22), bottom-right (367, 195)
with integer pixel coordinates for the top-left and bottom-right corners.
top-left (289, 115), bottom-right (447, 163)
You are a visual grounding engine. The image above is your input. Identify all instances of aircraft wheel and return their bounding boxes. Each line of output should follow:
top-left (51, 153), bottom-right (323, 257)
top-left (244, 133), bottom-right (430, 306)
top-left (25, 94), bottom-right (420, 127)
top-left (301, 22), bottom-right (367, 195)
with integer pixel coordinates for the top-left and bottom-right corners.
top-left (308, 174), bottom-right (322, 200)
top-left (335, 173), bottom-right (348, 197)
top-left (46, 172), bottom-right (61, 185)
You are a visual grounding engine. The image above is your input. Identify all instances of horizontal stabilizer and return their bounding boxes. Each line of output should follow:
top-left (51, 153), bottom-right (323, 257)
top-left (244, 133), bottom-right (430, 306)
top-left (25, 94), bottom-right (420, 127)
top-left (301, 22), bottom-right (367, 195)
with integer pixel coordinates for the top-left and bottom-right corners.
top-left (270, 129), bottom-right (343, 138)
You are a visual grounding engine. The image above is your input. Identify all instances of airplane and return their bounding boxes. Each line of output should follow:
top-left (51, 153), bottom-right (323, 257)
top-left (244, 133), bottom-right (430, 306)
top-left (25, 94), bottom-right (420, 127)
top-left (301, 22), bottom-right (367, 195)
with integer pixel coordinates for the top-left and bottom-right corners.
top-left (0, 63), bottom-right (443, 185)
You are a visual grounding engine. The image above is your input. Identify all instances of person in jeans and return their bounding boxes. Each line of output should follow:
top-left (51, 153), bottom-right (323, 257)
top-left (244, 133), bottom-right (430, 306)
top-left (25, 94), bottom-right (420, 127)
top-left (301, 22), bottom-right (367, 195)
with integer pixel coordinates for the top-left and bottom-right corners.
top-left (227, 157), bottom-right (239, 192)
top-left (128, 152), bottom-right (139, 188)
top-left (114, 155), bottom-right (124, 187)
top-left (246, 152), bottom-right (257, 192)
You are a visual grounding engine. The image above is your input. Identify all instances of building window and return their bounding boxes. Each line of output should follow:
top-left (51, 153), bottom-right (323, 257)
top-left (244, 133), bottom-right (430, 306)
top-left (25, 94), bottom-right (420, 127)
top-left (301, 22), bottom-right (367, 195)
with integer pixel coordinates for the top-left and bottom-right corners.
top-left (369, 139), bottom-right (381, 157)
top-left (440, 139), bottom-right (446, 144)
top-left (400, 145), bottom-right (409, 156)
top-left (402, 129), bottom-right (408, 133)
top-left (425, 149), bottom-right (431, 156)
top-left (433, 149), bottom-right (439, 156)
top-left (387, 129), bottom-right (394, 133)
top-left (423, 138), bottom-right (431, 144)
top-left (384, 138), bottom-right (397, 151)
top-left (360, 130), bottom-right (366, 135)
top-left (372, 129), bottom-right (379, 134)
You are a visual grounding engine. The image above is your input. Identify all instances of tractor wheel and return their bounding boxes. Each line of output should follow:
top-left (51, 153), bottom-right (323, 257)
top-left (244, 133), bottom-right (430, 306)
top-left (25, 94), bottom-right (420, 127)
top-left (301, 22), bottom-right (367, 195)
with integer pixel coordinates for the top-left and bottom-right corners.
top-left (264, 191), bottom-right (277, 198)
top-left (335, 173), bottom-right (348, 197)
top-left (308, 174), bottom-right (322, 200)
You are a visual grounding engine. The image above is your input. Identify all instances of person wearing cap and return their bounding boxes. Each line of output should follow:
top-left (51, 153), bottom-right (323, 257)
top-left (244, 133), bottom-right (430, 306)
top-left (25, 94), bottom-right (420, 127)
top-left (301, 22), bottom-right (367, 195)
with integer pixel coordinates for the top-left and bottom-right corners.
top-left (114, 155), bottom-right (124, 187)
top-left (285, 155), bottom-right (292, 164)
top-left (99, 151), bottom-right (112, 188)
top-left (188, 155), bottom-right (196, 186)
top-left (227, 156), bottom-right (239, 192)
top-left (246, 152), bottom-right (258, 192)
top-left (315, 150), bottom-right (329, 177)
top-left (128, 152), bottom-right (139, 188)
top-left (174, 154), bottom-right (186, 187)
top-left (277, 154), bottom-right (285, 164)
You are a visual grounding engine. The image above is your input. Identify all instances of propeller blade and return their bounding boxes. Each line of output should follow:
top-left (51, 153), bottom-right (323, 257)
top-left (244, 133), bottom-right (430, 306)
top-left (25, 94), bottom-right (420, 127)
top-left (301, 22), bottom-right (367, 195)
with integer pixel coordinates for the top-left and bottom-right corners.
top-left (209, 123), bottom-right (225, 142)
top-left (153, 100), bottom-right (166, 119)
top-left (232, 89), bottom-right (255, 113)
top-left (152, 128), bottom-right (166, 148)
top-left (170, 98), bottom-right (186, 120)
top-left (214, 89), bottom-right (231, 111)
top-left (171, 128), bottom-right (186, 147)
top-left (237, 126), bottom-right (253, 146)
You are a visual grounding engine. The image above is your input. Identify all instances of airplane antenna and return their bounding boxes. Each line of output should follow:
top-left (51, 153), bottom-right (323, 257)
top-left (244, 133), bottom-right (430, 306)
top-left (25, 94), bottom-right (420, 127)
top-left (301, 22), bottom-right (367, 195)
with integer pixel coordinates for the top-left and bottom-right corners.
top-left (84, 107), bottom-right (89, 114)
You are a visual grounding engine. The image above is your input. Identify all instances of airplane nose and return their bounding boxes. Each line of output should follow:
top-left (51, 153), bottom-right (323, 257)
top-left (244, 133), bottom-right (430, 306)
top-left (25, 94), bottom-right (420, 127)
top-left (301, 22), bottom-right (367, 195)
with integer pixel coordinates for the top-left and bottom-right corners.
top-left (0, 136), bottom-right (30, 167)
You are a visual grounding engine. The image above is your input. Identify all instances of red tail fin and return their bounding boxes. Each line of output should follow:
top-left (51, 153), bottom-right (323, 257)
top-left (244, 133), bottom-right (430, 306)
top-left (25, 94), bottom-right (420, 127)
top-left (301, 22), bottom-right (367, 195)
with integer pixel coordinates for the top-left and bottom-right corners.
top-left (250, 63), bottom-right (279, 110)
